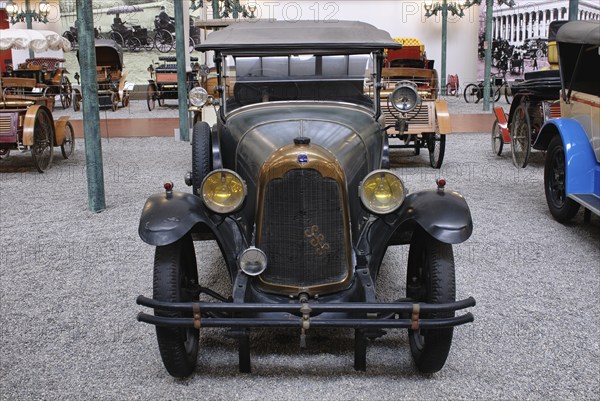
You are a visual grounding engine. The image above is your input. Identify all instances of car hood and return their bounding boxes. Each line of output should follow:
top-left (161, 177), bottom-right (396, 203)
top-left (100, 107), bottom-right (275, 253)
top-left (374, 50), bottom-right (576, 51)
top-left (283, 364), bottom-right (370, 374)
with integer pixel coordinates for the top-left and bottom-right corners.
top-left (220, 101), bottom-right (383, 234)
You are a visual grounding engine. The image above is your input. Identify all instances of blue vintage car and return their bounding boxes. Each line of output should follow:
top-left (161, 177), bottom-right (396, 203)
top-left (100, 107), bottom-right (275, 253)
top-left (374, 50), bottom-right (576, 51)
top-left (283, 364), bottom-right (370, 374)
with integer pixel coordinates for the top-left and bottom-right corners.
top-left (533, 21), bottom-right (600, 222)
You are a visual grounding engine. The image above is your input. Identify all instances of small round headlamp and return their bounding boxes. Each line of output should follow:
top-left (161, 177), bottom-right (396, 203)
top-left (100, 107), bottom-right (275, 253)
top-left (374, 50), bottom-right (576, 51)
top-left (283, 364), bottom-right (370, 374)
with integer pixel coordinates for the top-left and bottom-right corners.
top-left (201, 169), bottom-right (246, 214)
top-left (189, 86), bottom-right (209, 107)
top-left (359, 170), bottom-right (406, 214)
top-left (390, 81), bottom-right (420, 113)
top-left (239, 247), bottom-right (267, 276)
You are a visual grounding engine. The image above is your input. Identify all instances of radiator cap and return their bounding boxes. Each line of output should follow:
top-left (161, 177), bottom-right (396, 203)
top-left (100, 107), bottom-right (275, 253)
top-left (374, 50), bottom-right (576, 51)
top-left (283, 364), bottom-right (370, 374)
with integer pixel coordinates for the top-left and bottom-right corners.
top-left (294, 137), bottom-right (310, 145)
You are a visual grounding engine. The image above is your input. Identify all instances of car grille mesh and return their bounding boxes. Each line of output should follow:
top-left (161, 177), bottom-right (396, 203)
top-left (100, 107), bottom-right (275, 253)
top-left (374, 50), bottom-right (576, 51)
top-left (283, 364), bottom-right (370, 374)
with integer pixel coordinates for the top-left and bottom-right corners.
top-left (259, 169), bottom-right (347, 289)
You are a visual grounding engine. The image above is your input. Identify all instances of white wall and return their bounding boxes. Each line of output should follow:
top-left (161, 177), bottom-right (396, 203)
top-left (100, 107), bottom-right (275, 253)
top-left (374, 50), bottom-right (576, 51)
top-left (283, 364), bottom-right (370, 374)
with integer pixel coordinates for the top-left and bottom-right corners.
top-left (249, 0), bottom-right (481, 83)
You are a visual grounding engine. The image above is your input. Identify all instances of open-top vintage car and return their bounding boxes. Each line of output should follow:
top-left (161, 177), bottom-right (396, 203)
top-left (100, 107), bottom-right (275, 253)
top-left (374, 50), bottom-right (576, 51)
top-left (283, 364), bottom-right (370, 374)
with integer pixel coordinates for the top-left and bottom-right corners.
top-left (146, 56), bottom-right (201, 111)
top-left (73, 39), bottom-right (131, 112)
top-left (136, 21), bottom-right (475, 377)
top-left (492, 21), bottom-right (566, 168)
top-left (0, 100), bottom-right (75, 172)
top-left (532, 20), bottom-right (600, 222)
top-left (3, 57), bottom-right (72, 110)
top-left (371, 37), bottom-right (450, 169)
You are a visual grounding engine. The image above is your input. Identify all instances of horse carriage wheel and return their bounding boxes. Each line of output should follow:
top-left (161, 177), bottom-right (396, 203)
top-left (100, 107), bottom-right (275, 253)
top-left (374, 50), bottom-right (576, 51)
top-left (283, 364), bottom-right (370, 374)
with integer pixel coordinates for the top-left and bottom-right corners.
top-left (26, 107), bottom-right (54, 173)
top-left (143, 37), bottom-right (154, 51)
top-left (0, 149), bottom-right (10, 160)
top-left (60, 76), bottom-right (72, 109)
top-left (147, 83), bottom-right (157, 111)
top-left (510, 103), bottom-right (531, 168)
top-left (154, 30), bottom-right (173, 53)
top-left (61, 121), bottom-right (75, 159)
top-left (188, 37), bottom-right (196, 54)
top-left (109, 31), bottom-right (125, 47)
top-left (127, 37), bottom-right (142, 52)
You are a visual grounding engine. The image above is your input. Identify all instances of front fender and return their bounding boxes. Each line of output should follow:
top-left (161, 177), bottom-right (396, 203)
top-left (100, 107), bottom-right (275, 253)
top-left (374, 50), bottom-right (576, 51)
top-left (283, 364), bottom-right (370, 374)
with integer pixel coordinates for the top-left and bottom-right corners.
top-left (396, 189), bottom-right (473, 244)
top-left (357, 189), bottom-right (473, 265)
top-left (534, 119), bottom-right (598, 195)
top-left (138, 191), bottom-right (213, 246)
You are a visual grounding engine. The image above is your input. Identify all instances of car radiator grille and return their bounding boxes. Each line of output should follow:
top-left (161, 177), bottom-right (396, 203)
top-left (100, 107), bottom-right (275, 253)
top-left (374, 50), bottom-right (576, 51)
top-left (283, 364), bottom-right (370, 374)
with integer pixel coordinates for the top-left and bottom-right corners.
top-left (259, 169), bottom-right (348, 288)
top-left (382, 102), bottom-right (435, 134)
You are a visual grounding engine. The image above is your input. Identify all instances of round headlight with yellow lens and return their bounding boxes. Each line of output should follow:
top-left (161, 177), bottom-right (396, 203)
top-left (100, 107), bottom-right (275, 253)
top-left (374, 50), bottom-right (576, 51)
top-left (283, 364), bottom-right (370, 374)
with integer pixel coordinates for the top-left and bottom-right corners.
top-left (359, 170), bottom-right (406, 214)
top-left (201, 169), bottom-right (247, 214)
top-left (390, 81), bottom-right (420, 113)
top-left (189, 87), bottom-right (209, 107)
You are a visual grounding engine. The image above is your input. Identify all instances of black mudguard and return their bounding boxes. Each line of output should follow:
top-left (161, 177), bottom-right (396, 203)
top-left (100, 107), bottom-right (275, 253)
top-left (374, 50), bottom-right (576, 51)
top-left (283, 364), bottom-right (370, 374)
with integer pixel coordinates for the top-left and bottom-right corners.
top-left (356, 189), bottom-right (473, 276)
top-left (138, 191), bottom-right (245, 280)
top-left (138, 191), bottom-right (211, 246)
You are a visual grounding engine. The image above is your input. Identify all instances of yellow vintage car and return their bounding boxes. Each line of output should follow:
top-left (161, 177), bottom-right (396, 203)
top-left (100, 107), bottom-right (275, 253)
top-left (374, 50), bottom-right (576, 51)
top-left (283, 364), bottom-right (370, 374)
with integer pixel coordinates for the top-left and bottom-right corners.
top-left (0, 100), bottom-right (74, 172)
top-left (372, 37), bottom-right (451, 169)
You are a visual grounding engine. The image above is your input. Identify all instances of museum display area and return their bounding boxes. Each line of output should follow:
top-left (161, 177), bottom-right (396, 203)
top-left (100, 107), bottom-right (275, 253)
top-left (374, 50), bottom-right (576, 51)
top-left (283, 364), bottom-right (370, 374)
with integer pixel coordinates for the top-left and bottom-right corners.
top-left (0, 1), bottom-right (599, 400)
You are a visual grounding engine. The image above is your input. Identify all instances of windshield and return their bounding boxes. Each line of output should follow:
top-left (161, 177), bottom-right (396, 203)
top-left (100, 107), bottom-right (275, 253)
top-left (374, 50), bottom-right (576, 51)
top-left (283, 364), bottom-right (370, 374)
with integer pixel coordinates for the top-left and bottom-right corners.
top-left (221, 53), bottom-right (376, 114)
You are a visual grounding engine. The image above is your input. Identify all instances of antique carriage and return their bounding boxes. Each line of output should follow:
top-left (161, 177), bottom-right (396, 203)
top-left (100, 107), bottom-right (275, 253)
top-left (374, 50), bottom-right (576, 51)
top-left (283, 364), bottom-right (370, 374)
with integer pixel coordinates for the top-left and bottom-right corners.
top-left (136, 21), bottom-right (475, 377)
top-left (4, 57), bottom-right (72, 110)
top-left (0, 100), bottom-right (74, 172)
top-left (146, 56), bottom-right (200, 110)
top-left (373, 38), bottom-right (450, 169)
top-left (492, 21), bottom-right (567, 168)
top-left (73, 39), bottom-right (131, 112)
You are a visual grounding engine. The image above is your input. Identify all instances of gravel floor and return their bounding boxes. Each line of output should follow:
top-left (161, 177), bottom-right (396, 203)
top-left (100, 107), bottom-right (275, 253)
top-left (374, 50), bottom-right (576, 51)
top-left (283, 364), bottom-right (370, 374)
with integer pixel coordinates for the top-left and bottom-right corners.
top-left (0, 122), bottom-right (598, 400)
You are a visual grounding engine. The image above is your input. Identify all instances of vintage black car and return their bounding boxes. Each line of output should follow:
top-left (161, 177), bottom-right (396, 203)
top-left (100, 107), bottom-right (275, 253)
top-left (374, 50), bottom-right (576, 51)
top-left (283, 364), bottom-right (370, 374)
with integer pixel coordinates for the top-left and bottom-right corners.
top-left (136, 21), bottom-right (475, 377)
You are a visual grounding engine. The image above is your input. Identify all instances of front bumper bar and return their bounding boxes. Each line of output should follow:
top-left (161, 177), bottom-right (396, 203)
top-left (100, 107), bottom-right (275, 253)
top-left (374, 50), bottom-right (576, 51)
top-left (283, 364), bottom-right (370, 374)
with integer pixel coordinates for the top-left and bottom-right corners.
top-left (136, 295), bottom-right (476, 330)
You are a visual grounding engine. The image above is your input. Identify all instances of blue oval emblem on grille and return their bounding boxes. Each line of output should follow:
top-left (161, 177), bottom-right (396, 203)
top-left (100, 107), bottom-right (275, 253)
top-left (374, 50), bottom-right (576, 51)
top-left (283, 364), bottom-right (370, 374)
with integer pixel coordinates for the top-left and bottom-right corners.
top-left (298, 154), bottom-right (308, 163)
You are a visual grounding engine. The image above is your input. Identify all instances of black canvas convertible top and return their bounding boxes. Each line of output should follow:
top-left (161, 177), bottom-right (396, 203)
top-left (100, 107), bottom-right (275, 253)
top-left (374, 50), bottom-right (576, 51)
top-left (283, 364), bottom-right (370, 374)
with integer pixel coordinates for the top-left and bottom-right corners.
top-left (556, 20), bottom-right (600, 45)
top-left (195, 20), bottom-right (402, 54)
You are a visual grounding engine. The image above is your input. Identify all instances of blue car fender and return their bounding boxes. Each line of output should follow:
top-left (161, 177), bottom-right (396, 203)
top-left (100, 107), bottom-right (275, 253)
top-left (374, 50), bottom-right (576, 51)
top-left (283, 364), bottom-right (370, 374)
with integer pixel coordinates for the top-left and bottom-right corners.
top-left (534, 119), bottom-right (598, 195)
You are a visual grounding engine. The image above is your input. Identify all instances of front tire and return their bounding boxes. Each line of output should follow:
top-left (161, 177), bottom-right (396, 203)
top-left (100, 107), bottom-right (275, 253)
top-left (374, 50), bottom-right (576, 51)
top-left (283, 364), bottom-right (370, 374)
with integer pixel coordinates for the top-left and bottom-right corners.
top-left (60, 121), bottom-right (75, 159)
top-left (491, 120), bottom-right (504, 156)
top-left (544, 136), bottom-right (580, 222)
top-left (191, 122), bottom-right (212, 196)
top-left (427, 133), bottom-right (445, 169)
top-left (153, 235), bottom-right (199, 377)
top-left (407, 228), bottom-right (456, 373)
top-left (463, 83), bottom-right (479, 104)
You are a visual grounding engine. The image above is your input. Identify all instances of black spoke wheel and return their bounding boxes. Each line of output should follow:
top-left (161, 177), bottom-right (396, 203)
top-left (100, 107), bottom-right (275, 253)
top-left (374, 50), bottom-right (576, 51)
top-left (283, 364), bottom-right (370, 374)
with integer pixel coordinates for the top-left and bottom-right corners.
top-left (155, 30), bottom-right (173, 53)
top-left (191, 122), bottom-right (212, 196)
top-left (544, 136), bottom-right (580, 222)
top-left (153, 235), bottom-right (199, 378)
top-left (427, 132), bottom-right (446, 169)
top-left (127, 37), bottom-right (142, 52)
top-left (109, 31), bottom-right (125, 47)
top-left (59, 76), bottom-right (72, 109)
top-left (407, 228), bottom-right (456, 374)
top-left (30, 108), bottom-right (54, 173)
top-left (463, 83), bottom-right (479, 103)
top-left (147, 83), bottom-right (157, 111)
top-left (510, 103), bottom-right (531, 168)
top-left (143, 36), bottom-right (154, 51)
top-left (491, 120), bottom-right (504, 156)
top-left (60, 121), bottom-right (75, 159)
